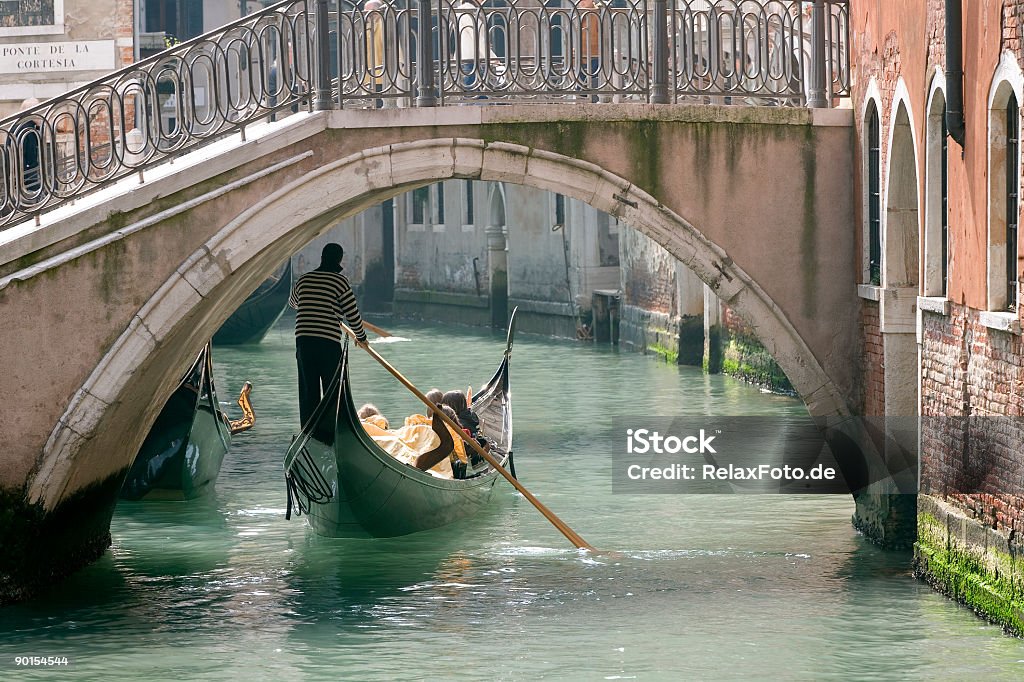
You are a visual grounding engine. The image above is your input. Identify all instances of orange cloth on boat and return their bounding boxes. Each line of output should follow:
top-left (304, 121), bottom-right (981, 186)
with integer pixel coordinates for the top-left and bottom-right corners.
top-left (360, 419), bottom-right (454, 478)
top-left (404, 412), bottom-right (468, 463)
top-left (363, 413), bottom-right (390, 430)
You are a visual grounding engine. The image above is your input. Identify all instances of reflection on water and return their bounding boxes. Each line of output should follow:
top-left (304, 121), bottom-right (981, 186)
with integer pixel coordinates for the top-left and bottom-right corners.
top-left (2, 319), bottom-right (1024, 680)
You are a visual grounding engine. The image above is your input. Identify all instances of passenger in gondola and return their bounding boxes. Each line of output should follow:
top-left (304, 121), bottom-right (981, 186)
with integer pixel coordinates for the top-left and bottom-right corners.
top-left (440, 390), bottom-right (476, 433)
top-left (357, 403), bottom-right (390, 430)
top-left (404, 388), bottom-right (444, 427)
top-left (437, 404), bottom-right (470, 478)
top-left (440, 389), bottom-right (490, 466)
top-left (407, 404), bottom-right (472, 479)
top-left (358, 402), bottom-right (458, 478)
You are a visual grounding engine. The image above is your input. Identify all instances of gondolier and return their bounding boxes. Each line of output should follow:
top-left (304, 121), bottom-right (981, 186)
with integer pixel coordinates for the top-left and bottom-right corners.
top-left (289, 243), bottom-right (368, 434)
top-left (283, 309), bottom-right (519, 538)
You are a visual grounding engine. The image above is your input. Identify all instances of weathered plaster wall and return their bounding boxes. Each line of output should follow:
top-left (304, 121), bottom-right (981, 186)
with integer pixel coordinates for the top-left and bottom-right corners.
top-left (851, 0), bottom-right (1011, 311)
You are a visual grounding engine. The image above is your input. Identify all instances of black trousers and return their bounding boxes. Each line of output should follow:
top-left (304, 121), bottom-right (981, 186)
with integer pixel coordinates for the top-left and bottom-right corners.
top-left (296, 336), bottom-right (342, 435)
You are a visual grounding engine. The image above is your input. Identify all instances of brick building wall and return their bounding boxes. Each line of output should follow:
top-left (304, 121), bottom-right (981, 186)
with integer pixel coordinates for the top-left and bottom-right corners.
top-left (0, 0), bottom-right (135, 116)
top-left (861, 301), bottom-right (884, 415)
top-left (620, 227), bottom-right (676, 315)
top-left (116, 0), bottom-right (135, 68)
top-left (920, 304), bottom-right (1024, 533)
top-left (850, 13), bottom-right (909, 418)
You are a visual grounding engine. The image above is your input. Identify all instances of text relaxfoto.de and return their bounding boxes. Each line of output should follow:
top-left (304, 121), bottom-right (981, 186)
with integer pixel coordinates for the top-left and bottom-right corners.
top-left (623, 428), bottom-right (837, 481)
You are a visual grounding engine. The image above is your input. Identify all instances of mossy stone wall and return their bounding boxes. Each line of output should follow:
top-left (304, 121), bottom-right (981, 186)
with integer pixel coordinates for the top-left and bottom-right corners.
top-left (914, 494), bottom-right (1024, 635)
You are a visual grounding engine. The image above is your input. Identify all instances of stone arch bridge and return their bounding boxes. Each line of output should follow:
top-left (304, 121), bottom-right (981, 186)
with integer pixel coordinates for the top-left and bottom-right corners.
top-left (0, 103), bottom-right (861, 601)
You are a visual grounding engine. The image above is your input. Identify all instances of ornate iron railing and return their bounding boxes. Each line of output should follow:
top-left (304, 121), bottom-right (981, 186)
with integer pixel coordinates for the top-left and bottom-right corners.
top-left (0, 0), bottom-right (311, 229)
top-left (0, 0), bottom-right (849, 230)
top-left (670, 0), bottom-right (849, 105)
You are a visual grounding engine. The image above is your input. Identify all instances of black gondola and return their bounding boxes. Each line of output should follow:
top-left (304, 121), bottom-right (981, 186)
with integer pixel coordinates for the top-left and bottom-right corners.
top-left (284, 310), bottom-right (517, 537)
top-left (120, 343), bottom-right (255, 501)
top-left (213, 260), bottom-right (292, 345)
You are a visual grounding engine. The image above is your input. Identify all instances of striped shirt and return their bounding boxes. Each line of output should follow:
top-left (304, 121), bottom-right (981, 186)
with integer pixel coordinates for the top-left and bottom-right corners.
top-left (288, 269), bottom-right (367, 343)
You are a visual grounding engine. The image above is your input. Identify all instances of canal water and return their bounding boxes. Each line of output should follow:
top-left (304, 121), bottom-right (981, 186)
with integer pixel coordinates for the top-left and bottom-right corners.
top-left (2, 318), bottom-right (1024, 680)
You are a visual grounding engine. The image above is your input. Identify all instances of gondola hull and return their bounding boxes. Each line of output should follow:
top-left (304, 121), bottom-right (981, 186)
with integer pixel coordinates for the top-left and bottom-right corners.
top-left (302, 433), bottom-right (502, 538)
top-left (120, 344), bottom-right (232, 501)
top-left (287, 311), bottom-right (516, 538)
top-left (213, 260), bottom-right (292, 345)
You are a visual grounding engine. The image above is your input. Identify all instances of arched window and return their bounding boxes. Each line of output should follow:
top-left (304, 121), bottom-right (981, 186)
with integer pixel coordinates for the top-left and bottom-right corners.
top-left (942, 111), bottom-right (949, 295)
top-left (867, 102), bottom-right (881, 285)
top-left (986, 62), bottom-right (1023, 312)
top-left (924, 82), bottom-right (949, 297)
top-left (1006, 94), bottom-right (1019, 310)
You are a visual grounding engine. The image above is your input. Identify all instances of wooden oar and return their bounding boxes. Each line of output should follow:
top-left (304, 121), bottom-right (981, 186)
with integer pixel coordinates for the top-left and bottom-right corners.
top-left (347, 328), bottom-right (595, 551)
top-left (362, 320), bottom-right (391, 338)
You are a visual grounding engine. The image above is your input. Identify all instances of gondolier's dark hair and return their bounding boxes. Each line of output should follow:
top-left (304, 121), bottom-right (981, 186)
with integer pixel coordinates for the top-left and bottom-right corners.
top-left (321, 242), bottom-right (345, 268)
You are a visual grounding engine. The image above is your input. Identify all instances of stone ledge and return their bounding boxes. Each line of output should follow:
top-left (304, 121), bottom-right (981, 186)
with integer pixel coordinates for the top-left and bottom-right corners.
top-left (393, 288), bottom-right (489, 308)
top-left (978, 311), bottom-right (1021, 335)
top-left (879, 286), bottom-right (918, 334)
top-left (507, 297), bottom-right (574, 317)
top-left (327, 102), bottom-right (827, 129)
top-left (917, 296), bottom-right (951, 315)
top-left (914, 494), bottom-right (1024, 636)
top-left (857, 284), bottom-right (883, 301)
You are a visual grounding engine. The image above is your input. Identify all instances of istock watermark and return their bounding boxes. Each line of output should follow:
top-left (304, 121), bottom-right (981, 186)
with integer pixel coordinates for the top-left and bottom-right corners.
top-left (610, 416), bottom-right (920, 494)
top-left (626, 428), bottom-right (718, 454)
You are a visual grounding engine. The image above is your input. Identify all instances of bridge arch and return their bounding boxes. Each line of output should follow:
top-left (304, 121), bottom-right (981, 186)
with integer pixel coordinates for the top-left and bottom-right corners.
top-left (30, 137), bottom-right (850, 508)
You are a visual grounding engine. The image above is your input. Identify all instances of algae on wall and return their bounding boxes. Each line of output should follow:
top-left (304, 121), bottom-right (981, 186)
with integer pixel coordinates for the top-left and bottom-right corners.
top-left (720, 327), bottom-right (794, 394)
top-left (914, 497), bottom-right (1024, 637)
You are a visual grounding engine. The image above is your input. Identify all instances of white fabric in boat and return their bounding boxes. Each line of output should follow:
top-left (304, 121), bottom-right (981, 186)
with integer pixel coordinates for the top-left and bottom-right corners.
top-left (360, 420), bottom-right (454, 478)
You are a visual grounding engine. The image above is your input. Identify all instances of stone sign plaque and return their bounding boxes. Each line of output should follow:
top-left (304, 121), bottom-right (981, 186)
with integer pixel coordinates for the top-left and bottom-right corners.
top-left (0, 0), bottom-right (64, 37)
top-left (0, 39), bottom-right (115, 72)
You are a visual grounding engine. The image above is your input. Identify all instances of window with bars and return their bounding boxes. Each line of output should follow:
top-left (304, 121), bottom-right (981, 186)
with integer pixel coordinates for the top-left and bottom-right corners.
top-left (554, 193), bottom-right (566, 228)
top-left (1007, 94), bottom-right (1019, 310)
top-left (867, 103), bottom-right (881, 286)
top-left (464, 180), bottom-right (474, 225)
top-left (411, 186), bottom-right (429, 225)
top-left (436, 182), bottom-right (446, 225)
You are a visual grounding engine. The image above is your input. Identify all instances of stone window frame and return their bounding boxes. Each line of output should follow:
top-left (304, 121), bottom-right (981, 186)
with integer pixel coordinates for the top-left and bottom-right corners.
top-left (882, 79), bottom-right (921, 291)
top-left (923, 69), bottom-right (949, 302)
top-left (407, 183), bottom-right (449, 232)
top-left (859, 80), bottom-right (883, 291)
top-left (432, 181), bottom-right (446, 231)
top-left (0, 0), bottom-right (65, 37)
top-left (551, 192), bottom-right (567, 229)
top-left (985, 52), bottom-right (1024, 316)
top-left (461, 179), bottom-right (475, 232)
top-left (406, 186), bottom-right (429, 232)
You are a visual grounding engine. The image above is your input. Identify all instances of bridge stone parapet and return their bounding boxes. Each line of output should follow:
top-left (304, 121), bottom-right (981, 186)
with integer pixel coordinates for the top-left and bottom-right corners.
top-left (0, 103), bottom-right (860, 601)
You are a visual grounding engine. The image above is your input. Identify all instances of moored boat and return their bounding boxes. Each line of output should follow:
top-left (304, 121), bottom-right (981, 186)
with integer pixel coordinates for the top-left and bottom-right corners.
top-left (284, 311), bottom-right (517, 538)
top-left (213, 260), bottom-right (292, 345)
top-left (120, 343), bottom-right (255, 501)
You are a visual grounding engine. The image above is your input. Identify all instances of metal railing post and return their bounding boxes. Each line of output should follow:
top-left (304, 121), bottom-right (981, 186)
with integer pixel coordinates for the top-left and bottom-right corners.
top-left (313, 0), bottom-right (334, 111)
top-left (651, 0), bottom-right (669, 104)
top-left (416, 0), bottom-right (437, 106)
top-left (806, 0), bottom-right (828, 108)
